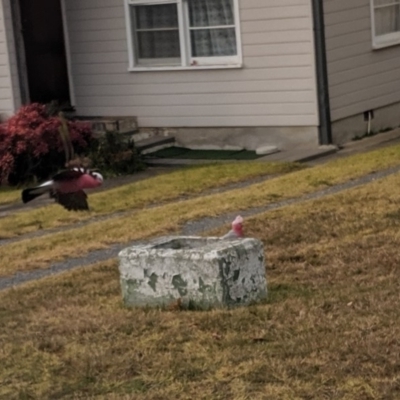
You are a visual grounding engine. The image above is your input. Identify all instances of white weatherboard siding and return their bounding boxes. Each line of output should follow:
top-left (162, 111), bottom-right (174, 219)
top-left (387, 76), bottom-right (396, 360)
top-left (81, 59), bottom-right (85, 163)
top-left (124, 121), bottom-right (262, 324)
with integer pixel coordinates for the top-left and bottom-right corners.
top-left (65, 0), bottom-right (319, 128)
top-left (0, 0), bottom-right (19, 118)
top-left (324, 0), bottom-right (400, 122)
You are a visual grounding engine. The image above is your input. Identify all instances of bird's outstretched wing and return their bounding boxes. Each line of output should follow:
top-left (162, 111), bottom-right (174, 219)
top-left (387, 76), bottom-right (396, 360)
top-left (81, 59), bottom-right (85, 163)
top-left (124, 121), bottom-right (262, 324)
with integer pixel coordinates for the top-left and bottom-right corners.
top-left (51, 190), bottom-right (89, 211)
top-left (52, 168), bottom-right (86, 182)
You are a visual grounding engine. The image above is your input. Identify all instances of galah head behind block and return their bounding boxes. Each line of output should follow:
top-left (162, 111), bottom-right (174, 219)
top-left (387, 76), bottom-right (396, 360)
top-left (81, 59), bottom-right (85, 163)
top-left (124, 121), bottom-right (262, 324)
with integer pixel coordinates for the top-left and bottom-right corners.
top-left (221, 215), bottom-right (244, 239)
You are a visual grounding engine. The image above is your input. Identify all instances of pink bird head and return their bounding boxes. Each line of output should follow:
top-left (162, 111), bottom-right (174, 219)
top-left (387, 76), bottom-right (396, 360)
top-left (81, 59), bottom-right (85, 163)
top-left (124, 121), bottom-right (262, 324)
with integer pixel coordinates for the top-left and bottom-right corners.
top-left (232, 215), bottom-right (244, 237)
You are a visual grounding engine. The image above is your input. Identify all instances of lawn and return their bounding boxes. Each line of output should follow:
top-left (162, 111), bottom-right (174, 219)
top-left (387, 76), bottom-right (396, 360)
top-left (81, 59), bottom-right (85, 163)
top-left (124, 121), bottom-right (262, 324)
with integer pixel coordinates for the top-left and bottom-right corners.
top-left (1, 143), bottom-right (400, 277)
top-left (0, 161), bottom-right (301, 238)
top-left (1, 158), bottom-right (400, 398)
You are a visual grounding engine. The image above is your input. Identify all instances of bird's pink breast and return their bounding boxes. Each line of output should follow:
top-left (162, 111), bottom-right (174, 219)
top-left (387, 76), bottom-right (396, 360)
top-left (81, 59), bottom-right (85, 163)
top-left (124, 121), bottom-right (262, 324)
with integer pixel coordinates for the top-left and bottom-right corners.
top-left (57, 174), bottom-right (102, 193)
top-left (77, 174), bottom-right (102, 189)
top-left (233, 225), bottom-right (243, 237)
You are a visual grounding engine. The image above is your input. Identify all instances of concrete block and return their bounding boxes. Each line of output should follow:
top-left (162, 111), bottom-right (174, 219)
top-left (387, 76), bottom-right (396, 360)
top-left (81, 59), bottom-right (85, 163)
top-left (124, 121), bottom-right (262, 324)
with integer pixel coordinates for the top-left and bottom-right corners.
top-left (118, 236), bottom-right (267, 309)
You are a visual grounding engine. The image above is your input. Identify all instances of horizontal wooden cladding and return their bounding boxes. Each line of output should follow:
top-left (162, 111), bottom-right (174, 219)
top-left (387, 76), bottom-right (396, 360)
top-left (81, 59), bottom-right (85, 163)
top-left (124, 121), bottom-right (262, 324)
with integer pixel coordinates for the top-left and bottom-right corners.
top-left (331, 91), bottom-right (400, 121)
top-left (71, 28), bottom-right (312, 47)
top-left (67, 0), bottom-right (318, 126)
top-left (240, 5), bottom-right (310, 21)
top-left (74, 79), bottom-right (315, 97)
top-left (241, 17), bottom-right (310, 33)
top-left (0, 98), bottom-right (13, 110)
top-left (242, 0), bottom-right (309, 8)
top-left (74, 91), bottom-right (316, 107)
top-left (323, 0), bottom-right (400, 121)
top-left (325, 17), bottom-right (371, 40)
top-left (0, 42), bottom-right (7, 56)
top-left (324, 0), bottom-right (369, 15)
top-left (331, 77), bottom-right (400, 107)
top-left (329, 55), bottom-right (400, 86)
top-left (67, 7), bottom-right (124, 21)
top-left (69, 29), bottom-right (126, 43)
top-left (245, 54), bottom-right (313, 68)
top-left (76, 110), bottom-right (318, 127)
top-left (72, 54), bottom-right (314, 75)
top-left (0, 76), bottom-right (12, 88)
top-left (330, 68), bottom-right (400, 98)
top-left (324, 3), bottom-right (370, 26)
top-left (65, 0), bottom-right (119, 10)
top-left (244, 42), bottom-right (312, 57)
top-left (67, 0), bottom-right (310, 11)
top-left (325, 29), bottom-right (370, 51)
top-left (327, 46), bottom-right (400, 74)
top-left (231, 30), bottom-right (311, 45)
top-left (73, 66), bottom-right (314, 85)
top-left (0, 87), bottom-right (11, 99)
top-left (326, 41), bottom-right (374, 63)
top-left (70, 44), bottom-right (315, 60)
top-left (74, 101), bottom-right (317, 118)
top-left (68, 18), bottom-right (126, 32)
top-left (72, 51), bottom-right (128, 64)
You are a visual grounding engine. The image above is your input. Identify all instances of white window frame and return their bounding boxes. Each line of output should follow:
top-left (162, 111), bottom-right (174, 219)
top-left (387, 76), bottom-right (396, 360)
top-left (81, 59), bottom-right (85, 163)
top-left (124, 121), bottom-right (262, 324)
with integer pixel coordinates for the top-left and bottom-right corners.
top-left (124, 0), bottom-right (243, 71)
top-left (370, 0), bottom-right (400, 49)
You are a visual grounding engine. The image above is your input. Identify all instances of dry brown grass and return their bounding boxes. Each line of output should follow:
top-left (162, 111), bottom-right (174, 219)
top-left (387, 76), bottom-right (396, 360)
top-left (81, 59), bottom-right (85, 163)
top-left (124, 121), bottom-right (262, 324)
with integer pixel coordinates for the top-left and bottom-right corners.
top-left (2, 144), bottom-right (400, 277)
top-left (0, 161), bottom-right (301, 238)
top-left (2, 172), bottom-right (400, 399)
top-left (2, 141), bottom-right (400, 240)
top-left (0, 187), bottom-right (20, 206)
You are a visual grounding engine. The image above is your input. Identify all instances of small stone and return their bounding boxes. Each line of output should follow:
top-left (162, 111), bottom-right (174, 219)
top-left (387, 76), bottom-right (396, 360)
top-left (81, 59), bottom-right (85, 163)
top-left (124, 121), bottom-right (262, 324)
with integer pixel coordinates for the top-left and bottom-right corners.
top-left (255, 145), bottom-right (279, 156)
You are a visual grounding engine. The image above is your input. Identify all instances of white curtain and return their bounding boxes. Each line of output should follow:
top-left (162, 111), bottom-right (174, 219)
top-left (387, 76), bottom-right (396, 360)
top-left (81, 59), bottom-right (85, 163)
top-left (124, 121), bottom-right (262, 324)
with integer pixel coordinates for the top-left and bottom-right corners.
top-left (374, 1), bottom-right (400, 36)
top-left (188, 0), bottom-right (237, 57)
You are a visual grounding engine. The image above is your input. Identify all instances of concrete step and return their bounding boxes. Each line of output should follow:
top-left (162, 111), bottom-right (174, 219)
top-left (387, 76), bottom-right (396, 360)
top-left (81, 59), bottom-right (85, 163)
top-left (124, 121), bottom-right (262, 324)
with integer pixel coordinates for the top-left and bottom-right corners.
top-left (136, 136), bottom-right (175, 155)
top-left (74, 116), bottom-right (139, 136)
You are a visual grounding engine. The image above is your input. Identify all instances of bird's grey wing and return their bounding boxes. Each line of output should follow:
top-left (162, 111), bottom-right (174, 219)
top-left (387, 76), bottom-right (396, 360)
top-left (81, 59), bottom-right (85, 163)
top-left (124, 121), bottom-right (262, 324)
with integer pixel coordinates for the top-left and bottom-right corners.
top-left (52, 190), bottom-right (89, 211)
top-left (221, 230), bottom-right (237, 239)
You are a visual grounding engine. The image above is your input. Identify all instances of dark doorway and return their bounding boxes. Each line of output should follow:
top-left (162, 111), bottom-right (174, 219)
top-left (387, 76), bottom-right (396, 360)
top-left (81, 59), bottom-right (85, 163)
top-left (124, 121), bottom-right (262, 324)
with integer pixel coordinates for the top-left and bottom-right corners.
top-left (17, 0), bottom-right (71, 106)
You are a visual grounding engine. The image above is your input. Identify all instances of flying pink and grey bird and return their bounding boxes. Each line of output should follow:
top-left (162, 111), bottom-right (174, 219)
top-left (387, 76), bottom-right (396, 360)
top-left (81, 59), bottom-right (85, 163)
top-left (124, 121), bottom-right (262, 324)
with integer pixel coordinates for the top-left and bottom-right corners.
top-left (22, 167), bottom-right (103, 211)
top-left (221, 215), bottom-right (244, 239)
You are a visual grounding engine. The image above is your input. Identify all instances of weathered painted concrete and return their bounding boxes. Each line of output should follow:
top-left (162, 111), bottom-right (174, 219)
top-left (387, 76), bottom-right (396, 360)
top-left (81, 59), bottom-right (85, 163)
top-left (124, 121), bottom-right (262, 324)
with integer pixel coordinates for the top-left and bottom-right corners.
top-left (118, 236), bottom-right (267, 309)
top-left (138, 126), bottom-right (319, 151)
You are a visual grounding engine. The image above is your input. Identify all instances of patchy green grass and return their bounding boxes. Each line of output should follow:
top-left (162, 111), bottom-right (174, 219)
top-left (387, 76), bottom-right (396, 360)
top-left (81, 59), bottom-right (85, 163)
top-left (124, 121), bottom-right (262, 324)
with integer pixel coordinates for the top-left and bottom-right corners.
top-left (0, 161), bottom-right (301, 238)
top-left (2, 170), bottom-right (400, 398)
top-left (2, 144), bottom-right (400, 277)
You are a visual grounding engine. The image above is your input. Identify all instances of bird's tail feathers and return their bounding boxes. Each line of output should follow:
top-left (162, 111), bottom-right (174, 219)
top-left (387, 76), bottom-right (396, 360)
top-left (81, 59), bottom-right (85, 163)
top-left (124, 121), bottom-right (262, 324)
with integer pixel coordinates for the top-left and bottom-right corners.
top-left (22, 182), bottom-right (54, 204)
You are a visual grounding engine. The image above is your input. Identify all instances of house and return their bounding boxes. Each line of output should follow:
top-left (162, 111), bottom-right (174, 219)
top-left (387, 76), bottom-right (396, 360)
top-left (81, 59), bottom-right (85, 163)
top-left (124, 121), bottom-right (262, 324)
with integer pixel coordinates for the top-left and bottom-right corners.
top-left (0, 0), bottom-right (399, 151)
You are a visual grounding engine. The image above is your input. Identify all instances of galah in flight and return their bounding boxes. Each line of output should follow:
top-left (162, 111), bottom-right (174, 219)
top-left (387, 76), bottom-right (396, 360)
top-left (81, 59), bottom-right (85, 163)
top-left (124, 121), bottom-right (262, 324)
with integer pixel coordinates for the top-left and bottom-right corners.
top-left (22, 167), bottom-right (103, 211)
top-left (221, 215), bottom-right (244, 239)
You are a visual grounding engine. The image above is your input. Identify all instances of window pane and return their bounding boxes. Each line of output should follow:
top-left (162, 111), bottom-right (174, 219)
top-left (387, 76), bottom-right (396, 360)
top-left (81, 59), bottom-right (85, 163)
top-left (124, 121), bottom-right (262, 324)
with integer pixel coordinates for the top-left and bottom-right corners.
top-left (137, 30), bottom-right (181, 59)
top-left (135, 4), bottom-right (178, 29)
top-left (131, 4), bottom-right (181, 62)
top-left (375, 4), bottom-right (400, 35)
top-left (189, 0), bottom-right (234, 27)
top-left (190, 28), bottom-right (236, 56)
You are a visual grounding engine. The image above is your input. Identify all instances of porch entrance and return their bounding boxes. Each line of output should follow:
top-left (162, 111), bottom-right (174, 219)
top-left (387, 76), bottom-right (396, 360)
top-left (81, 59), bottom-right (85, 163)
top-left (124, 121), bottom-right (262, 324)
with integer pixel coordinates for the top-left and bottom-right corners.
top-left (15, 0), bottom-right (72, 107)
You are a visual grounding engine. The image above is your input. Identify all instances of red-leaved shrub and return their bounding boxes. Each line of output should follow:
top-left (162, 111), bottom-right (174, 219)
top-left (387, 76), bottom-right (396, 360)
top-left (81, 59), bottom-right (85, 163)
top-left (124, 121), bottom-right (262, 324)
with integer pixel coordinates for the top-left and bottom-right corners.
top-left (0, 103), bottom-right (92, 185)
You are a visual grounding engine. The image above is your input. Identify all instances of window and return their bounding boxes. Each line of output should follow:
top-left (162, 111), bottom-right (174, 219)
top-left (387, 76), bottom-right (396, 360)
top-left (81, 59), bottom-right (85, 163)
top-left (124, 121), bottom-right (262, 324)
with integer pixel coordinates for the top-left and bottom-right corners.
top-left (371, 0), bottom-right (400, 48)
top-left (124, 0), bottom-right (242, 70)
